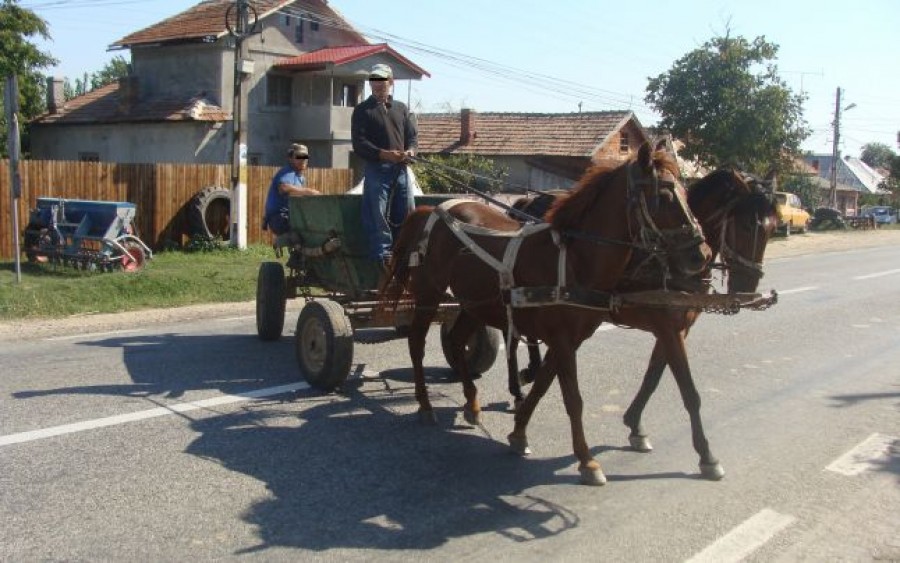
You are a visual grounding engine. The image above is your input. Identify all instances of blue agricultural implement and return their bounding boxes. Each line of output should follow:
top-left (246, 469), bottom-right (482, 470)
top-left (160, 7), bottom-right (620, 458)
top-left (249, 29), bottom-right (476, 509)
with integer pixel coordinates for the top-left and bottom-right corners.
top-left (22, 197), bottom-right (153, 272)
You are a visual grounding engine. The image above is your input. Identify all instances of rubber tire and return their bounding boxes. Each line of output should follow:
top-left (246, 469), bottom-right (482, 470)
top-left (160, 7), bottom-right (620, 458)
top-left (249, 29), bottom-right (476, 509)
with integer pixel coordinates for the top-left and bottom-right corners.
top-left (121, 242), bottom-right (146, 272)
top-left (295, 300), bottom-right (354, 391)
top-left (782, 222), bottom-right (791, 237)
top-left (256, 262), bottom-right (286, 341)
top-left (189, 186), bottom-right (231, 239)
top-left (440, 322), bottom-right (501, 375)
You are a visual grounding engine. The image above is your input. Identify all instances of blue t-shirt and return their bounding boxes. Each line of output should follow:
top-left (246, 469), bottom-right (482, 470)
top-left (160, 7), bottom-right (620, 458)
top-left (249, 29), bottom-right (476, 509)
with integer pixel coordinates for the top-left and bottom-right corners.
top-left (264, 165), bottom-right (305, 218)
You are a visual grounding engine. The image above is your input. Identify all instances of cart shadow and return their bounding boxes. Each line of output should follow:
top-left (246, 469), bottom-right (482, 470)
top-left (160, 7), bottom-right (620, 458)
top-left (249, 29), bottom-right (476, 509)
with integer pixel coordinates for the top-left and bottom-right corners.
top-left (12, 333), bottom-right (300, 401)
top-left (185, 385), bottom-right (586, 554)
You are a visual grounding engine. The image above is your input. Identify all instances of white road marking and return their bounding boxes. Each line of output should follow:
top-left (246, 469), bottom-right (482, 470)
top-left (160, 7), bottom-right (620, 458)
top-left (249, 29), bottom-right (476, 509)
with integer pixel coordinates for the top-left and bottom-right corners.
top-left (595, 324), bottom-right (617, 333)
top-left (686, 508), bottom-right (796, 563)
top-left (852, 268), bottom-right (900, 281)
top-left (44, 329), bottom-right (141, 341)
top-left (825, 433), bottom-right (897, 476)
top-left (777, 286), bottom-right (818, 295)
top-left (0, 382), bottom-right (308, 447)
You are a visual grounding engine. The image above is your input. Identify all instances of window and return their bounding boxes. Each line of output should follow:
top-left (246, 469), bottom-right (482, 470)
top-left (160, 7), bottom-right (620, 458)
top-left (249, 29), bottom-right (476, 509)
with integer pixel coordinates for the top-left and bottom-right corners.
top-left (619, 132), bottom-right (630, 153)
top-left (310, 14), bottom-right (319, 31)
top-left (283, 15), bottom-right (290, 26)
top-left (340, 84), bottom-right (358, 107)
top-left (78, 152), bottom-right (99, 162)
top-left (294, 18), bottom-right (304, 43)
top-left (266, 75), bottom-right (292, 107)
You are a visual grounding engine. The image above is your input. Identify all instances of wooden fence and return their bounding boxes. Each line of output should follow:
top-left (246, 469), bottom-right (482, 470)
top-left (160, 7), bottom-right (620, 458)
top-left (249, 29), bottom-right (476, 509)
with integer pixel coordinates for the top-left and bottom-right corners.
top-left (0, 160), bottom-right (353, 259)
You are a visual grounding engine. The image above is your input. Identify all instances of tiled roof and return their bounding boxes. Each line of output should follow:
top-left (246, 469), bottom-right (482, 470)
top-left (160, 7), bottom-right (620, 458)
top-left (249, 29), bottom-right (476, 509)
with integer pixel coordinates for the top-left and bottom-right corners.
top-left (274, 43), bottom-right (430, 77)
top-left (416, 111), bottom-right (633, 156)
top-left (110, 0), bottom-right (366, 48)
top-left (31, 82), bottom-right (229, 125)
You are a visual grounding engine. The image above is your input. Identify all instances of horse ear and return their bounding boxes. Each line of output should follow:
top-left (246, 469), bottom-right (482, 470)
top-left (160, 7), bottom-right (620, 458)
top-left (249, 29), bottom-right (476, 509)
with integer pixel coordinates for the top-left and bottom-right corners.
top-left (637, 141), bottom-right (653, 168)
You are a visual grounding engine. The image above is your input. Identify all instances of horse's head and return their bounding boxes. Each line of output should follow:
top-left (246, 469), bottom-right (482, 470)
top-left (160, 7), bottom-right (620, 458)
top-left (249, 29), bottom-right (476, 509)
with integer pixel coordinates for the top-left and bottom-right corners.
top-left (689, 168), bottom-right (779, 293)
top-left (627, 142), bottom-right (710, 278)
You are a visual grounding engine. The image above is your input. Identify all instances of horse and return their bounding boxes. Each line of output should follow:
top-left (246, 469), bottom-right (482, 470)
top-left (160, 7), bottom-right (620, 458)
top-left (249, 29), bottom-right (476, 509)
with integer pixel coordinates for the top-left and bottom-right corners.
top-left (380, 142), bottom-right (710, 485)
top-left (503, 168), bottom-right (778, 479)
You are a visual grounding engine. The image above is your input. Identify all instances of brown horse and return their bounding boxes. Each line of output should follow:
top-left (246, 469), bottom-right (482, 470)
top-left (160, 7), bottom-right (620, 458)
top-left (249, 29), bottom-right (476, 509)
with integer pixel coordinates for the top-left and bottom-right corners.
top-left (505, 168), bottom-right (778, 479)
top-left (381, 143), bottom-right (710, 485)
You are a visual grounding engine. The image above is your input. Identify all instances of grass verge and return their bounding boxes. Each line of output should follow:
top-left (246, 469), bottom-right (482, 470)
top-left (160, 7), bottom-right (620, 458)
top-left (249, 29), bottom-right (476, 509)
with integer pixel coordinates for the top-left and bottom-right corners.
top-left (0, 244), bottom-right (275, 321)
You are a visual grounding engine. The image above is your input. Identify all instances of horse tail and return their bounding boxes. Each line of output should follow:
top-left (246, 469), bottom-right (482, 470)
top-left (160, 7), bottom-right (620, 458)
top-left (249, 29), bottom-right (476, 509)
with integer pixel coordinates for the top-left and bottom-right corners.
top-left (379, 206), bottom-right (436, 308)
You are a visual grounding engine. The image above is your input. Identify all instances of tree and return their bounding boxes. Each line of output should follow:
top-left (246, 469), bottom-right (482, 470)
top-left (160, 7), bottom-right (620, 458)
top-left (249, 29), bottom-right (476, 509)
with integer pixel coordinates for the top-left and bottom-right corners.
top-left (413, 153), bottom-right (508, 195)
top-left (0, 0), bottom-right (57, 157)
top-left (645, 33), bottom-right (808, 175)
top-left (860, 142), bottom-right (896, 170)
top-left (64, 56), bottom-right (130, 100)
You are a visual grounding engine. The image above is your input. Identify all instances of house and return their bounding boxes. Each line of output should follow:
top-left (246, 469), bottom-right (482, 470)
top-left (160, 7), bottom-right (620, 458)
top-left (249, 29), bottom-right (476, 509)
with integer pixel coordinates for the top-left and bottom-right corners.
top-left (29, 0), bottom-right (428, 172)
top-left (802, 154), bottom-right (886, 215)
top-left (415, 109), bottom-right (650, 191)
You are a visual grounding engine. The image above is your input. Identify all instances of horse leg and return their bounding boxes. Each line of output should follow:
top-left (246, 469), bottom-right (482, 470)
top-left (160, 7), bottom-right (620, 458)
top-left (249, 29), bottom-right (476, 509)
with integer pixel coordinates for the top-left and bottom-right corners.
top-left (448, 311), bottom-right (483, 425)
top-left (554, 350), bottom-right (606, 486)
top-left (656, 329), bottom-right (724, 480)
top-left (622, 339), bottom-right (667, 452)
top-left (409, 303), bottom-right (439, 425)
top-left (505, 336), bottom-right (525, 412)
top-left (508, 347), bottom-right (558, 457)
top-left (520, 337), bottom-right (542, 385)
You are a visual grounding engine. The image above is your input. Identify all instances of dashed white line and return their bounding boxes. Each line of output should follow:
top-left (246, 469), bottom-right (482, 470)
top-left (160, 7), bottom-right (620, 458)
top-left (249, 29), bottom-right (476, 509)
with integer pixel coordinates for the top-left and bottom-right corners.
top-left (686, 508), bottom-right (796, 563)
top-left (825, 433), bottom-right (897, 476)
top-left (852, 268), bottom-right (900, 281)
top-left (0, 382), bottom-right (308, 447)
top-left (776, 286), bottom-right (818, 295)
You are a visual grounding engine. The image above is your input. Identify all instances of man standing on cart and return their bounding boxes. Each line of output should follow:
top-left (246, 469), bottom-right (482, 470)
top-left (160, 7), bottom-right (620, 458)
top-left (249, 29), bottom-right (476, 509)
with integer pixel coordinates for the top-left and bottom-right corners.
top-left (351, 63), bottom-right (418, 269)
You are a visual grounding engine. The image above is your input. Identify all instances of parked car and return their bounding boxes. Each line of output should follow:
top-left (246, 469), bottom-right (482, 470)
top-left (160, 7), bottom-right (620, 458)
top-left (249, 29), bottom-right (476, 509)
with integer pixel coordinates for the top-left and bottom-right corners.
top-left (859, 205), bottom-right (897, 225)
top-left (774, 191), bottom-right (811, 235)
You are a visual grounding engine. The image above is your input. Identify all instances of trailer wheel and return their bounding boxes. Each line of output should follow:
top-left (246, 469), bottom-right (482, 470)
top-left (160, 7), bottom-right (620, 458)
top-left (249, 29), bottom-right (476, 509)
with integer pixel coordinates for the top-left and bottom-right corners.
top-left (256, 262), bottom-right (286, 341)
top-left (189, 186), bottom-right (231, 239)
top-left (121, 242), bottom-right (147, 272)
top-left (440, 322), bottom-right (500, 375)
top-left (295, 300), bottom-right (354, 391)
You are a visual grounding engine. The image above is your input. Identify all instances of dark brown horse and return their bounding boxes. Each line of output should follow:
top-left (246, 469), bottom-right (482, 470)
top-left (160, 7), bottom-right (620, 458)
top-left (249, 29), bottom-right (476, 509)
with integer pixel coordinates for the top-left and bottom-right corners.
top-left (381, 143), bottom-right (710, 485)
top-left (505, 168), bottom-right (778, 479)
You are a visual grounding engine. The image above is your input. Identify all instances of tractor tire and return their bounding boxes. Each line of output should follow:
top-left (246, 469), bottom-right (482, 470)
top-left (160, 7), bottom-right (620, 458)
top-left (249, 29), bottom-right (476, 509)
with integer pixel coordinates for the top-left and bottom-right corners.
top-left (440, 322), bottom-right (501, 376)
top-left (189, 186), bottom-right (231, 239)
top-left (256, 262), bottom-right (286, 341)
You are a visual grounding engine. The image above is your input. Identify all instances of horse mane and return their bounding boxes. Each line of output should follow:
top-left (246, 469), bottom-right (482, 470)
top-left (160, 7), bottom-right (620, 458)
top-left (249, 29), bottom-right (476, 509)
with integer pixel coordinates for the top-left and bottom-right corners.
top-left (688, 168), bottom-right (749, 207)
top-left (546, 150), bottom-right (680, 230)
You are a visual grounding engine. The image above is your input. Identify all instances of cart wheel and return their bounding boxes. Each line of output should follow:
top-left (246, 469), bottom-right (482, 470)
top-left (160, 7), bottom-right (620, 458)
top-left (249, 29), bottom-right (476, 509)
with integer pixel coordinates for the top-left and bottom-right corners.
top-left (440, 322), bottom-right (501, 375)
top-left (256, 261), bottom-right (286, 341)
top-left (295, 300), bottom-right (354, 391)
top-left (121, 242), bottom-right (146, 272)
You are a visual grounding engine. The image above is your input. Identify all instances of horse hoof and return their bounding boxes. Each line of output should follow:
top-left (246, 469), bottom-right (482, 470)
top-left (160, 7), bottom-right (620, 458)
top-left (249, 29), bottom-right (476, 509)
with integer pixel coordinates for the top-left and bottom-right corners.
top-left (628, 434), bottom-right (653, 452)
top-left (463, 406), bottom-right (482, 426)
top-left (700, 461), bottom-right (725, 480)
top-left (418, 409), bottom-right (437, 426)
top-left (579, 466), bottom-right (607, 486)
top-left (507, 432), bottom-right (532, 456)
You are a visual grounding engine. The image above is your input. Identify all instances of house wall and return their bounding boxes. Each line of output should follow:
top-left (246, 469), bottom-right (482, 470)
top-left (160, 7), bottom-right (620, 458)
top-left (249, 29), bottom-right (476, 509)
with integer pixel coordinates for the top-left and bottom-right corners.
top-left (30, 122), bottom-right (230, 164)
top-left (131, 44), bottom-right (228, 107)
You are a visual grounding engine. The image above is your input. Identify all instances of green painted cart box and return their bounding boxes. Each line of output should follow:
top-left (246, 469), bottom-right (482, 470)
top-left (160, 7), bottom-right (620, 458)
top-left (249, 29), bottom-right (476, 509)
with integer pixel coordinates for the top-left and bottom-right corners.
top-left (289, 194), bottom-right (457, 299)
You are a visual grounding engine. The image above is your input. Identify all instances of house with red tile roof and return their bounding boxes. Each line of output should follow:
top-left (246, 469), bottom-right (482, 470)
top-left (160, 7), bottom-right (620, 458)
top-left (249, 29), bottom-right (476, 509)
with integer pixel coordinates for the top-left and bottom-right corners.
top-left (30, 0), bottom-right (428, 171)
top-left (415, 109), bottom-right (650, 190)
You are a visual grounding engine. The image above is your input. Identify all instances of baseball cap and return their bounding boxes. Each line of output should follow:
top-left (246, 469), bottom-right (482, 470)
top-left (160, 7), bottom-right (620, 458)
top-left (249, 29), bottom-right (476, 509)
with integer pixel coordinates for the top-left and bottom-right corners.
top-left (369, 63), bottom-right (393, 80)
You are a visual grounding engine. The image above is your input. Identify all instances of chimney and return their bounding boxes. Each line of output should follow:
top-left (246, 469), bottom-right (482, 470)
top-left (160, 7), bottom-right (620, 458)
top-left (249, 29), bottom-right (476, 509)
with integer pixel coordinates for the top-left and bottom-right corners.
top-left (47, 76), bottom-right (65, 114)
top-left (117, 76), bottom-right (139, 114)
top-left (460, 108), bottom-right (476, 145)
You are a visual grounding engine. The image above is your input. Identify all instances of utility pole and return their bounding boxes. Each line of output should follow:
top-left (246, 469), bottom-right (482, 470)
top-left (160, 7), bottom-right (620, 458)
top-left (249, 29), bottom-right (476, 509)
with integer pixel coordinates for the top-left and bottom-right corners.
top-left (226, 0), bottom-right (255, 249)
top-left (5, 75), bottom-right (23, 283)
top-left (829, 87), bottom-right (841, 210)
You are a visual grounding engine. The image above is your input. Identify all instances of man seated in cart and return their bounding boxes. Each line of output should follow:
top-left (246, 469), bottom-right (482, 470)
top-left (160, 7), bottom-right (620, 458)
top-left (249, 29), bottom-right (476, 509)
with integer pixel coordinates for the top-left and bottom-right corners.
top-left (263, 142), bottom-right (321, 241)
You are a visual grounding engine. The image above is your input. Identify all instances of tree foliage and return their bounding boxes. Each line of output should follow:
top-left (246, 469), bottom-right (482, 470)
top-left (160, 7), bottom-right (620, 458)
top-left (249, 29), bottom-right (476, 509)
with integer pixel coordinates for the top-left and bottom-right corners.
top-left (860, 142), bottom-right (896, 170)
top-left (412, 153), bottom-right (508, 195)
top-left (65, 55), bottom-right (130, 100)
top-left (645, 33), bottom-right (808, 175)
top-left (0, 0), bottom-right (57, 157)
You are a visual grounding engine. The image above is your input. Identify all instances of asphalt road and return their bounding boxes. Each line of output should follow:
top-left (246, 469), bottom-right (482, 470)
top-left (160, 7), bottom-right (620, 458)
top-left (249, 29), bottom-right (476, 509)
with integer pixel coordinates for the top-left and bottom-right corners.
top-left (2, 246), bottom-right (898, 561)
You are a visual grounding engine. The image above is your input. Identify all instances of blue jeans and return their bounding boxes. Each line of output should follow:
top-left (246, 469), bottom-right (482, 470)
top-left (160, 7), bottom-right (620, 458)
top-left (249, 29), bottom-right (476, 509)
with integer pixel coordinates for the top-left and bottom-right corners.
top-left (361, 162), bottom-right (414, 261)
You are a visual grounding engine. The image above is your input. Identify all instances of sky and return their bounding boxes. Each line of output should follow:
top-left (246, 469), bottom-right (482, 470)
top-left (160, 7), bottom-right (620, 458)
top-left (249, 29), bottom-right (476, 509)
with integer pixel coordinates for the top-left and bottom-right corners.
top-left (21, 0), bottom-right (900, 160)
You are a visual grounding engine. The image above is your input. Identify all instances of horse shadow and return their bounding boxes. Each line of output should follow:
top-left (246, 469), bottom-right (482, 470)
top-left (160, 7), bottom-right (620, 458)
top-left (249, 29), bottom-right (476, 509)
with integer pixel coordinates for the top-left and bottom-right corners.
top-left (184, 383), bottom-right (585, 554)
top-left (12, 332), bottom-right (300, 401)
